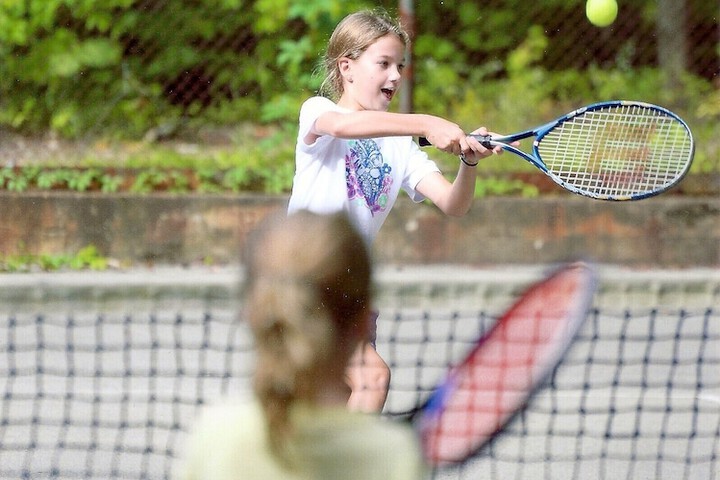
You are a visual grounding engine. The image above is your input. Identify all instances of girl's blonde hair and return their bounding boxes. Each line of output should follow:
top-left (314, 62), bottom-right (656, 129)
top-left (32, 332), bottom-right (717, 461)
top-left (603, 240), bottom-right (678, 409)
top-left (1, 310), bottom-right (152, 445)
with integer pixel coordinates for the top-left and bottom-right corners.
top-left (243, 210), bottom-right (371, 467)
top-left (319, 10), bottom-right (409, 100)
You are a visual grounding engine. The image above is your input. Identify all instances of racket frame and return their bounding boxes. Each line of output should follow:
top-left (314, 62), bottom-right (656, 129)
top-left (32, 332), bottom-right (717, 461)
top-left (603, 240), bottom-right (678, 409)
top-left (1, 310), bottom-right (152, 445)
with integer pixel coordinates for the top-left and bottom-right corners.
top-left (412, 262), bottom-right (598, 468)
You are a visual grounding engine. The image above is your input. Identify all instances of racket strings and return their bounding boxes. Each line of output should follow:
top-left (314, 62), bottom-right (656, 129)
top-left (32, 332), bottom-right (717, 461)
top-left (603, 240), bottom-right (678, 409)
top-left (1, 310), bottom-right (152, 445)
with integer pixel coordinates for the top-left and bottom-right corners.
top-left (538, 105), bottom-right (693, 198)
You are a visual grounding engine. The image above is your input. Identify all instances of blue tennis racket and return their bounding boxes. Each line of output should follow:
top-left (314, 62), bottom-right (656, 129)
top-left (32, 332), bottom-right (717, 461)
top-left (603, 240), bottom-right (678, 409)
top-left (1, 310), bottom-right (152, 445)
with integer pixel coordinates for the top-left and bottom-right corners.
top-left (420, 101), bottom-right (695, 201)
top-left (406, 262), bottom-right (597, 468)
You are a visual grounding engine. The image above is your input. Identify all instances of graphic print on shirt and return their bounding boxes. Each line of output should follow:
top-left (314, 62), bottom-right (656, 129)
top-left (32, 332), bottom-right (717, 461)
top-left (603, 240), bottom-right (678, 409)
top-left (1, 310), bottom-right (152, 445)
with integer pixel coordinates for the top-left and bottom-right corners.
top-left (345, 139), bottom-right (392, 215)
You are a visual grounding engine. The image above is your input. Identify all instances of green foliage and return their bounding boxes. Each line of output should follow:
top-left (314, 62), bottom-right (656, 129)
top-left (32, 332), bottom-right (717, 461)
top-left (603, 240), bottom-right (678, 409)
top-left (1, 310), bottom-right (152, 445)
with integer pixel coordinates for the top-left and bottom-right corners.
top-left (0, 244), bottom-right (109, 272)
top-left (0, 0), bottom-right (384, 137)
top-left (36, 169), bottom-right (73, 190)
top-left (0, 167), bottom-right (27, 192)
top-left (418, 23), bottom-right (718, 186)
top-left (2, 166), bottom-right (126, 193)
top-left (0, 124), bottom-right (297, 194)
top-left (100, 173), bottom-right (123, 193)
top-left (0, 0), bottom-right (716, 197)
top-left (475, 177), bottom-right (540, 198)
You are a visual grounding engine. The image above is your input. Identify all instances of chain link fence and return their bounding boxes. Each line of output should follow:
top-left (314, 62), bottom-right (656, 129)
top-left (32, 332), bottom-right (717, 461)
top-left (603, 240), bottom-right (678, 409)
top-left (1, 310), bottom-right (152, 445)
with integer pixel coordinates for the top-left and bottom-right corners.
top-left (0, 1), bottom-right (717, 182)
top-left (116, 0), bottom-right (718, 114)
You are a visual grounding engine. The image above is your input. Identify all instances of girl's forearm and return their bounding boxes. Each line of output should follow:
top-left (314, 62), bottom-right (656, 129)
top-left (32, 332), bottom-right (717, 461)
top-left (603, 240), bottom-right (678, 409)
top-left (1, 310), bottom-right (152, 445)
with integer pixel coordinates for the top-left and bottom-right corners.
top-left (315, 111), bottom-right (434, 139)
top-left (416, 163), bottom-right (478, 217)
top-left (442, 163), bottom-right (478, 216)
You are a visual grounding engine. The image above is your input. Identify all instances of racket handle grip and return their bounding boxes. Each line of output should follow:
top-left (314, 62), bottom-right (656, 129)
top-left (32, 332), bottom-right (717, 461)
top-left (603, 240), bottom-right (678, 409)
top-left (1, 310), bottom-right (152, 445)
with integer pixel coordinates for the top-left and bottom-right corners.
top-left (418, 135), bottom-right (493, 149)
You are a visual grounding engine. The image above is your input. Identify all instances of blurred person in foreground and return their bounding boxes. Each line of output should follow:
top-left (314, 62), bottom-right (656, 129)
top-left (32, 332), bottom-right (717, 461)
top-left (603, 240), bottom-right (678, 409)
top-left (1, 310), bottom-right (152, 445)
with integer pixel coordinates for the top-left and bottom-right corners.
top-left (178, 210), bottom-right (425, 480)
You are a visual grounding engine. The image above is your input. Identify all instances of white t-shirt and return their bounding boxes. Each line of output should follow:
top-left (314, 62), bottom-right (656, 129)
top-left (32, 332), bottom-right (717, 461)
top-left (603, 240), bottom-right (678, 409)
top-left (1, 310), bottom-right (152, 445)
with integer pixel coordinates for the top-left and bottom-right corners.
top-left (288, 96), bottom-right (441, 245)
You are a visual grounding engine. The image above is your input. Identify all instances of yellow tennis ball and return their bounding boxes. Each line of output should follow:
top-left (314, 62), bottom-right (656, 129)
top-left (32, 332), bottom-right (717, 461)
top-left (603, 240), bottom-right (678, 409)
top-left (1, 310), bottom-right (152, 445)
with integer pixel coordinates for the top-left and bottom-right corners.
top-left (586, 0), bottom-right (618, 27)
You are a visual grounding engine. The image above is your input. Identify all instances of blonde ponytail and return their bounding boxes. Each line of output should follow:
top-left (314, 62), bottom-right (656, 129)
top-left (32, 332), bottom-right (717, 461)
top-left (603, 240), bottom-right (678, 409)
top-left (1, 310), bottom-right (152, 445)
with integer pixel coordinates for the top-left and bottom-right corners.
top-left (243, 211), bottom-right (371, 467)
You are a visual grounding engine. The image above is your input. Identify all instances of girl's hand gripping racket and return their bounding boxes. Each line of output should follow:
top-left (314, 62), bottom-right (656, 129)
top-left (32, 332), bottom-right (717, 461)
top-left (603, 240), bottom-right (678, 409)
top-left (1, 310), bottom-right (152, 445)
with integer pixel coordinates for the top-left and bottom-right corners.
top-left (420, 101), bottom-right (694, 201)
top-left (412, 262), bottom-right (597, 468)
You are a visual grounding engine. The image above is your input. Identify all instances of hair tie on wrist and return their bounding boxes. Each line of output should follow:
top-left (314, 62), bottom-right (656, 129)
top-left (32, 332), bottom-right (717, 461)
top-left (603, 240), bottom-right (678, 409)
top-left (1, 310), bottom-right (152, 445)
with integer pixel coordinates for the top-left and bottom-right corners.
top-left (460, 153), bottom-right (478, 167)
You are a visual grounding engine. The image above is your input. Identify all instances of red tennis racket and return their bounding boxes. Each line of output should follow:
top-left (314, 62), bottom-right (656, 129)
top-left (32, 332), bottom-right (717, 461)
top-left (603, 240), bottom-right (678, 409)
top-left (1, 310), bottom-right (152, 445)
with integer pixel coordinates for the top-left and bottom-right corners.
top-left (413, 262), bottom-right (597, 467)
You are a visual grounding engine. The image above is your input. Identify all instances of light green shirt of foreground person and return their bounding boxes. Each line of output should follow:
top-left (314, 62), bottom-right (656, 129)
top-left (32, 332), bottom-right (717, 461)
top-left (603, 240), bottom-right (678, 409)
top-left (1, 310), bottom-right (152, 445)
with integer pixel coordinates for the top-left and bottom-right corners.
top-left (178, 399), bottom-right (426, 480)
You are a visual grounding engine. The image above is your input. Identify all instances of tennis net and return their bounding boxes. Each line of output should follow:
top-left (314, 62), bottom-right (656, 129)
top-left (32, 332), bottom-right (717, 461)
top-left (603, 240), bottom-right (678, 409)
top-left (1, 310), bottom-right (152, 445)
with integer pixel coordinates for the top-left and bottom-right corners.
top-left (1, 265), bottom-right (718, 479)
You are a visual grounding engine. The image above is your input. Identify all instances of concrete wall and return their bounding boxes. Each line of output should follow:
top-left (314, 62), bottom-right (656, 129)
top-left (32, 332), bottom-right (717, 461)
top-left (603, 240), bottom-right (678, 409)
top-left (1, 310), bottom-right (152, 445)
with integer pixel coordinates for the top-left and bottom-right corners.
top-left (378, 196), bottom-right (720, 267)
top-left (0, 192), bottom-right (717, 267)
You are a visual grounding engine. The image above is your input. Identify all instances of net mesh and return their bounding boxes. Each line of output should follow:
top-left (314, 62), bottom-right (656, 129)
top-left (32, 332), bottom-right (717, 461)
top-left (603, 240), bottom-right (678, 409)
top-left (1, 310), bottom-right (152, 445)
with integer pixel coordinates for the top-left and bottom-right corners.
top-left (1, 267), bottom-right (718, 480)
top-left (537, 104), bottom-right (694, 199)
